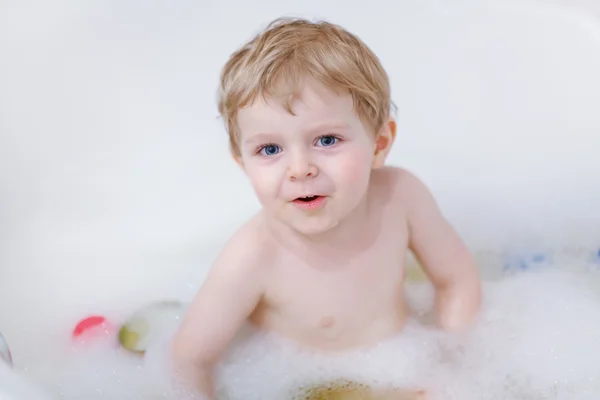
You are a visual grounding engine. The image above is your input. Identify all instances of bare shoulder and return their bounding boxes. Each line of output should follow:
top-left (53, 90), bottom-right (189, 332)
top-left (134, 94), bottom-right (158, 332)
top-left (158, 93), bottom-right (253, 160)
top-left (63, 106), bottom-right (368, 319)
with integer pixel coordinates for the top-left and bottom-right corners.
top-left (209, 212), bottom-right (277, 278)
top-left (370, 166), bottom-right (432, 208)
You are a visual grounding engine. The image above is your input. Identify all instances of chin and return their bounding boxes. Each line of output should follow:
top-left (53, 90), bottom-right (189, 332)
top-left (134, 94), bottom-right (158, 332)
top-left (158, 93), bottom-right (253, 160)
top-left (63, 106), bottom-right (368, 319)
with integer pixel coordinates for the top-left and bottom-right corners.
top-left (288, 218), bottom-right (340, 236)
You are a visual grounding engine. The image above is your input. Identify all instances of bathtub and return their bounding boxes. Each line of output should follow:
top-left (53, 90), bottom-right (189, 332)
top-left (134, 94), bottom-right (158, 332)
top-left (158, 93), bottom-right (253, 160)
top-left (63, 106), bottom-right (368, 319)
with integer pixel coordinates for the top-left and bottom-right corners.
top-left (1, 0), bottom-right (600, 398)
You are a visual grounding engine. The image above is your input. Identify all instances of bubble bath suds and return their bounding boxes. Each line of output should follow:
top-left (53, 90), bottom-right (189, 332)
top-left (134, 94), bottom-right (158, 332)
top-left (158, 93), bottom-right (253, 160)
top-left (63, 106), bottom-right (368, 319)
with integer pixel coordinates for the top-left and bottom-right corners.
top-left (5, 257), bottom-right (600, 400)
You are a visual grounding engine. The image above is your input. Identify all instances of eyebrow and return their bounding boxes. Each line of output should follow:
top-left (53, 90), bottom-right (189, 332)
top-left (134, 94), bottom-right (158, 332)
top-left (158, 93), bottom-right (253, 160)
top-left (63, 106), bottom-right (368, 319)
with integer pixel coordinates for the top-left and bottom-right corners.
top-left (242, 121), bottom-right (353, 146)
top-left (243, 133), bottom-right (278, 146)
top-left (306, 121), bottom-right (352, 133)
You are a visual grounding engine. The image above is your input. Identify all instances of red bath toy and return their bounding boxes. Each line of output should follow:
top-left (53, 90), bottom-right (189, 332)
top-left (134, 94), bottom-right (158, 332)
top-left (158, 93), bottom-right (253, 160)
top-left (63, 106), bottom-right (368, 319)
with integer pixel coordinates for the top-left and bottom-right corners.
top-left (72, 315), bottom-right (114, 340)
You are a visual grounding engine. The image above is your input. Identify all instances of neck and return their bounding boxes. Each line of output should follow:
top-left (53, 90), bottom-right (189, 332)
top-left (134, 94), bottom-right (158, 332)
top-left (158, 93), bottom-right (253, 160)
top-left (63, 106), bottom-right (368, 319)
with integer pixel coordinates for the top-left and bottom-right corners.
top-left (265, 192), bottom-right (380, 263)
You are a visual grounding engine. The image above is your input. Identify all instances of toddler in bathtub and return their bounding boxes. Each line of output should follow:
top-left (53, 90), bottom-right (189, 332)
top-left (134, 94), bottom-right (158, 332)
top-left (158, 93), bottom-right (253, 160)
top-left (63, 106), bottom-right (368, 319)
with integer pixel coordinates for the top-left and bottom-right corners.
top-left (171, 17), bottom-right (482, 399)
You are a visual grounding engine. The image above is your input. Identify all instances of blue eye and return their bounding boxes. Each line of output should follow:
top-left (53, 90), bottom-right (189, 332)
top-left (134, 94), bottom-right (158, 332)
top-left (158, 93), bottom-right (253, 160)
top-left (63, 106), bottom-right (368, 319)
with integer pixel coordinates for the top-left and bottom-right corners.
top-left (317, 135), bottom-right (338, 147)
top-left (259, 144), bottom-right (281, 156)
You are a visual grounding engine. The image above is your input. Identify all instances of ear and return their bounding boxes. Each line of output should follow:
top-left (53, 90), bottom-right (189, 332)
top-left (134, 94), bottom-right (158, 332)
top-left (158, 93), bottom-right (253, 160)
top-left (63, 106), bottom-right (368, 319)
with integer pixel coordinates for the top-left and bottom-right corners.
top-left (372, 119), bottom-right (397, 169)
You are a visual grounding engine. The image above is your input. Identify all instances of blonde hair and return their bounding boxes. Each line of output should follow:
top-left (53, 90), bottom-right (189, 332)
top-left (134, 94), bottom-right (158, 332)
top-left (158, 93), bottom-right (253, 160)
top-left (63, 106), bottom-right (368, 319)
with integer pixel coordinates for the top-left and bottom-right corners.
top-left (217, 17), bottom-right (393, 155)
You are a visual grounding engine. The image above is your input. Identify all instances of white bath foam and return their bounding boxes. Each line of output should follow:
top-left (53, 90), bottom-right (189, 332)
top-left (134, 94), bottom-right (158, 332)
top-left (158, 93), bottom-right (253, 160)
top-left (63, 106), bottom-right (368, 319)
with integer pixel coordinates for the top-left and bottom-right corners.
top-left (208, 321), bottom-right (445, 400)
top-left (8, 265), bottom-right (600, 400)
top-left (426, 269), bottom-right (600, 400)
top-left (205, 269), bottom-right (600, 400)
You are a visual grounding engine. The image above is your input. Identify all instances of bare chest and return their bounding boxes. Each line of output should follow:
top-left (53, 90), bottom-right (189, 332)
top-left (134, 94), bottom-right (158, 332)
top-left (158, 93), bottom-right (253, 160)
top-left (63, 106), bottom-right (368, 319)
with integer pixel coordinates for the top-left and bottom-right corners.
top-left (256, 223), bottom-right (409, 347)
top-left (272, 252), bottom-right (402, 317)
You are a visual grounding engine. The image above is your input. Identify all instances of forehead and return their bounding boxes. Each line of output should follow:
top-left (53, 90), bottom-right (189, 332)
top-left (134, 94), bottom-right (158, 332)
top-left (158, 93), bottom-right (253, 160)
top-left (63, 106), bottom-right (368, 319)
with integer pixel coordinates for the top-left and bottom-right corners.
top-left (237, 81), bottom-right (358, 136)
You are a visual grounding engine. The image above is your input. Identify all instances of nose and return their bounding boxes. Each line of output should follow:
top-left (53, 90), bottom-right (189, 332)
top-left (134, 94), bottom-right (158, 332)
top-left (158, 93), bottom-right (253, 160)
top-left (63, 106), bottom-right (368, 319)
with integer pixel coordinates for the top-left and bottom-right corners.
top-left (287, 151), bottom-right (318, 181)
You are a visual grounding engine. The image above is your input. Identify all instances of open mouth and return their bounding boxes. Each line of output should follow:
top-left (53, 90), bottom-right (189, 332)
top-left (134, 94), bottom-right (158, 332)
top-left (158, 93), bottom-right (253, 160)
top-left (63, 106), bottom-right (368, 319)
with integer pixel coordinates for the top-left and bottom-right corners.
top-left (292, 195), bottom-right (326, 209)
top-left (296, 195), bottom-right (320, 202)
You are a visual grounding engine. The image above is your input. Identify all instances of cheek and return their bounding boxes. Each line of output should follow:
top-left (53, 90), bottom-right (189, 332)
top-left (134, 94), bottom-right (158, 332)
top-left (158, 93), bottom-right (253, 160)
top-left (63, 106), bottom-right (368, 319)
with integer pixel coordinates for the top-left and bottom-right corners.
top-left (332, 148), bottom-right (373, 186)
top-left (245, 163), bottom-right (282, 200)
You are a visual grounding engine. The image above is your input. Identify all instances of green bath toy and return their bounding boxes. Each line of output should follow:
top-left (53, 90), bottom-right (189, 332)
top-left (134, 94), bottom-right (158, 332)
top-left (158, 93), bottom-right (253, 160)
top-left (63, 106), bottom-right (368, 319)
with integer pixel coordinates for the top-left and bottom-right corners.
top-left (119, 300), bottom-right (186, 355)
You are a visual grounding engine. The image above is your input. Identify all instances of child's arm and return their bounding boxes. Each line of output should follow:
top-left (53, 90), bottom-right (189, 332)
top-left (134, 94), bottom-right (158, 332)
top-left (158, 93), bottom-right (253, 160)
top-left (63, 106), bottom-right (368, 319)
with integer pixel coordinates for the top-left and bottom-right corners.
top-left (398, 170), bottom-right (482, 331)
top-left (170, 227), bottom-right (268, 399)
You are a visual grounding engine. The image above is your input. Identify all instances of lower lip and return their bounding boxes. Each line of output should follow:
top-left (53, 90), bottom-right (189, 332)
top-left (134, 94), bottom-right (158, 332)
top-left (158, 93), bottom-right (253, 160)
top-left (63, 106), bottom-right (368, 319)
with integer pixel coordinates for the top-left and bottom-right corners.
top-left (292, 196), bottom-right (326, 210)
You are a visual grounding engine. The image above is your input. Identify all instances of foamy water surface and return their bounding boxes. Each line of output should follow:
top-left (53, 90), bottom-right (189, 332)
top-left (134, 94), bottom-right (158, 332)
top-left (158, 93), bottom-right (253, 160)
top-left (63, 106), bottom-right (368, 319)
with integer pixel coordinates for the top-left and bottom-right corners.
top-left (4, 251), bottom-right (600, 400)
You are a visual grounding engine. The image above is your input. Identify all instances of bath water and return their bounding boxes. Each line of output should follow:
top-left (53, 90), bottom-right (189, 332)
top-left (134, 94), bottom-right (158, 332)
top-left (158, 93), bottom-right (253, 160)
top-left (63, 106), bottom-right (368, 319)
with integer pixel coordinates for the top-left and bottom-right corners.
top-left (3, 252), bottom-right (600, 400)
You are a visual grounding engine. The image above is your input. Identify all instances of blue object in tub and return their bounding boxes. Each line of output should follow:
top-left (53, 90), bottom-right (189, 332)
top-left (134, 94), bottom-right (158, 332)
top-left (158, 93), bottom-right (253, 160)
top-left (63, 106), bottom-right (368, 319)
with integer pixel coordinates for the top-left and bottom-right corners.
top-left (502, 252), bottom-right (548, 272)
top-left (592, 248), bottom-right (600, 265)
top-left (585, 248), bottom-right (600, 271)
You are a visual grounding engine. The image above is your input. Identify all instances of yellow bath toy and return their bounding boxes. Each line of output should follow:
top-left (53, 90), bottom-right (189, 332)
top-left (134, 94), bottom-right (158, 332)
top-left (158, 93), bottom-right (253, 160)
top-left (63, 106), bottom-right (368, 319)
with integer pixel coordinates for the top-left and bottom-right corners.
top-left (298, 379), bottom-right (427, 400)
top-left (118, 300), bottom-right (185, 355)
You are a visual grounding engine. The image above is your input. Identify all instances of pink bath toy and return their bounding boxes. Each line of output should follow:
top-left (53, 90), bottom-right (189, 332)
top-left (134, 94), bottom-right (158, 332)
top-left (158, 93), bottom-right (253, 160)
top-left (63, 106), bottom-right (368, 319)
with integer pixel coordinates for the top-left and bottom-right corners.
top-left (72, 315), bottom-right (114, 341)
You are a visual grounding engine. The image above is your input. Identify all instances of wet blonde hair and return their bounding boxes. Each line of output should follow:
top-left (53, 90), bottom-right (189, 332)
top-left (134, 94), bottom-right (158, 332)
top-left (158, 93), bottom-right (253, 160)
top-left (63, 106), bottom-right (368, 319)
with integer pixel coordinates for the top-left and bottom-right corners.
top-left (217, 17), bottom-right (393, 155)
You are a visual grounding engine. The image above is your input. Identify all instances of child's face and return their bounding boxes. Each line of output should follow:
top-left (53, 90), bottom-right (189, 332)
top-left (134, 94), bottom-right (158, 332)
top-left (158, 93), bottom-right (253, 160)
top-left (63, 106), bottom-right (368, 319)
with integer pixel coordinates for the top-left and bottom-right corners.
top-left (235, 81), bottom-right (390, 236)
